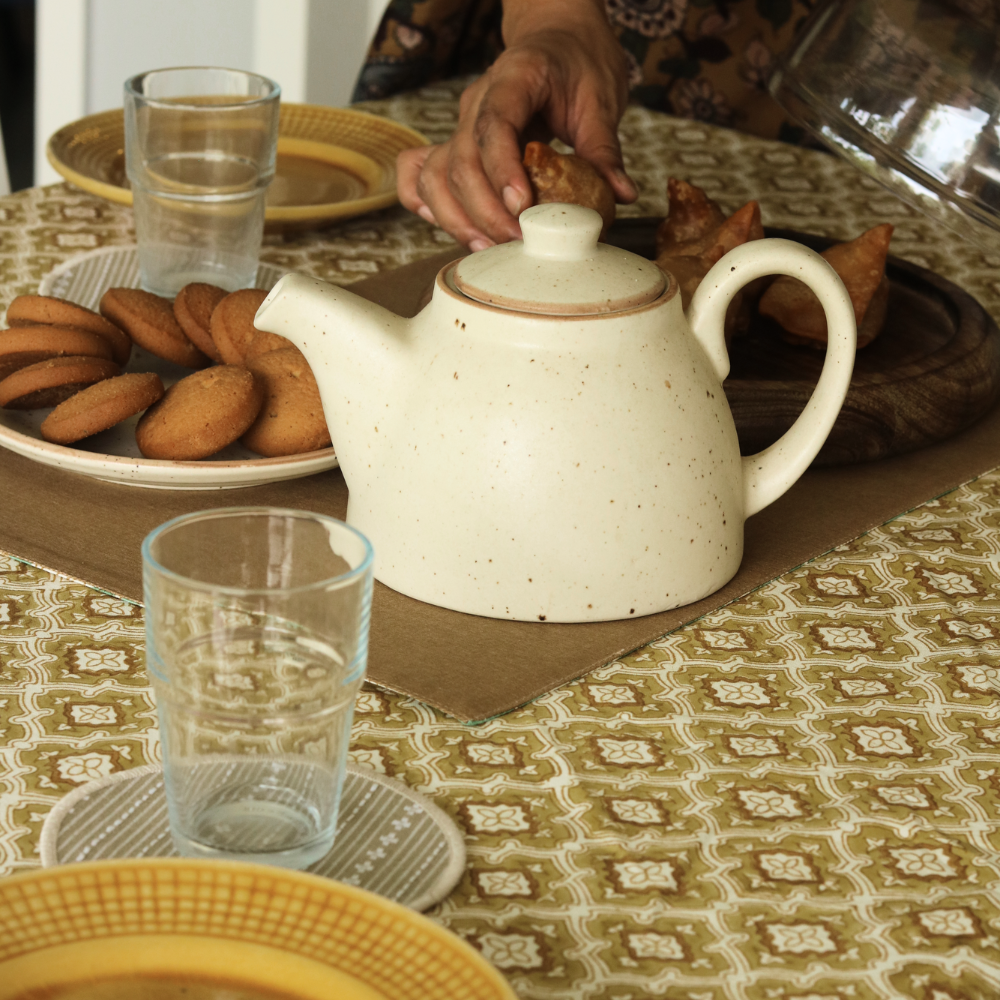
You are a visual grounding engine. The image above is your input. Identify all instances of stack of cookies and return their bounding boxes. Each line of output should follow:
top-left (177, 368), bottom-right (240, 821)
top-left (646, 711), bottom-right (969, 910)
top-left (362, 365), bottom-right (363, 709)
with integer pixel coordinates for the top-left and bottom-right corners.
top-left (0, 284), bottom-right (331, 461)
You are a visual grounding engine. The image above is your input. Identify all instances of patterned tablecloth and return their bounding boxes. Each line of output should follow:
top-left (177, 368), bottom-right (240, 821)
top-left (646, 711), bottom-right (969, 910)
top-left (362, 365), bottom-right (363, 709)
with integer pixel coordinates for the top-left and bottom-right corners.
top-left (3, 81), bottom-right (1000, 999)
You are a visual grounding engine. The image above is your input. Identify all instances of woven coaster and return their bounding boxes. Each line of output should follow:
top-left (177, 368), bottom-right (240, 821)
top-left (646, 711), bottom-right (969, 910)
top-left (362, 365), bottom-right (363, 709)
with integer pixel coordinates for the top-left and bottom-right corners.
top-left (39, 763), bottom-right (466, 912)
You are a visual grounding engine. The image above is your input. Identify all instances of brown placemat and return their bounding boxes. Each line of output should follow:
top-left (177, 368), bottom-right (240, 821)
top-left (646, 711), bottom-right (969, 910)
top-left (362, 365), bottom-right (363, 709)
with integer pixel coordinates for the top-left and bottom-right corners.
top-left (3, 251), bottom-right (1000, 723)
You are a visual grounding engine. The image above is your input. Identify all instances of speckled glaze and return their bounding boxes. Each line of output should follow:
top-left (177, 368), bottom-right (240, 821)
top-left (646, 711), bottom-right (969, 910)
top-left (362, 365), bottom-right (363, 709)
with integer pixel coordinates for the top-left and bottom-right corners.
top-left (256, 205), bottom-right (856, 622)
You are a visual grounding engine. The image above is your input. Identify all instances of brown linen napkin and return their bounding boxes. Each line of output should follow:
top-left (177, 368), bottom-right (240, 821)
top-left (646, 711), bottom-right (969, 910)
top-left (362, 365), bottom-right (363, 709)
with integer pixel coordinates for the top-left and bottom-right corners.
top-left (2, 251), bottom-right (1000, 722)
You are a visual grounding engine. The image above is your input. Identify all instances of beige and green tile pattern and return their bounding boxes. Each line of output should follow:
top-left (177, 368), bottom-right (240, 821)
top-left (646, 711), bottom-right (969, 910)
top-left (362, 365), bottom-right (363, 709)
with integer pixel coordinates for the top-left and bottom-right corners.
top-left (3, 86), bottom-right (1000, 999)
top-left (4, 471), bottom-right (1000, 998)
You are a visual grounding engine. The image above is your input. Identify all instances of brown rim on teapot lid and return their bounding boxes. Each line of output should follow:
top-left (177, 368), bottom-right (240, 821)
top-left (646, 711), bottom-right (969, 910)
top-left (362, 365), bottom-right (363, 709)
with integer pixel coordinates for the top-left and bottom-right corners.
top-left (452, 203), bottom-right (667, 316)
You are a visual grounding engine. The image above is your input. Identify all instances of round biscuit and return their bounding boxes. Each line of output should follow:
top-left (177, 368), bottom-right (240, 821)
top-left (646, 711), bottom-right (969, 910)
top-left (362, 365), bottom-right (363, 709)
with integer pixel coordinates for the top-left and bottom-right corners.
top-left (173, 283), bottom-right (226, 362)
top-left (0, 326), bottom-right (115, 381)
top-left (209, 288), bottom-right (270, 364)
top-left (241, 348), bottom-right (331, 457)
top-left (245, 328), bottom-right (300, 361)
top-left (40, 372), bottom-right (165, 445)
top-left (7, 295), bottom-right (132, 365)
top-left (100, 288), bottom-right (209, 368)
top-left (0, 355), bottom-right (120, 409)
top-left (136, 365), bottom-right (264, 460)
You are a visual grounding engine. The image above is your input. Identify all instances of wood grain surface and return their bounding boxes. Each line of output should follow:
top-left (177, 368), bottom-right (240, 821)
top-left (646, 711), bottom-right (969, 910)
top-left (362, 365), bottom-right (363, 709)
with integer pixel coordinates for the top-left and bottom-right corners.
top-left (608, 219), bottom-right (1000, 466)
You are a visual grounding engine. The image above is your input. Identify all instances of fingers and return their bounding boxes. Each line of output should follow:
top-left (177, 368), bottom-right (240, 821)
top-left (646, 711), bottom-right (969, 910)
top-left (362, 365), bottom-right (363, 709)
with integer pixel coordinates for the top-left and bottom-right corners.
top-left (567, 116), bottom-right (638, 204)
top-left (394, 15), bottom-right (640, 246)
top-left (397, 146), bottom-right (438, 225)
top-left (444, 125), bottom-right (525, 244)
top-left (397, 84), bottom-right (531, 247)
top-left (470, 64), bottom-right (546, 220)
top-left (550, 49), bottom-right (638, 205)
top-left (407, 144), bottom-right (495, 250)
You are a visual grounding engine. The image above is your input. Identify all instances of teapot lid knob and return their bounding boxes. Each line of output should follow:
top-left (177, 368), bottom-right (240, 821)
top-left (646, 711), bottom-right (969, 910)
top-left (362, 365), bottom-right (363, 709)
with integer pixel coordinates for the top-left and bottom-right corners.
top-left (452, 201), bottom-right (667, 316)
top-left (520, 203), bottom-right (602, 260)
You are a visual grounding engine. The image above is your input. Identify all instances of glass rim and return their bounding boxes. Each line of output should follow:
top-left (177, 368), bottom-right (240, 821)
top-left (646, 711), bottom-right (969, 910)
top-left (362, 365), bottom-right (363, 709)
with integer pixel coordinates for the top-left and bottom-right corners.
top-left (124, 66), bottom-right (281, 111)
top-left (141, 506), bottom-right (373, 597)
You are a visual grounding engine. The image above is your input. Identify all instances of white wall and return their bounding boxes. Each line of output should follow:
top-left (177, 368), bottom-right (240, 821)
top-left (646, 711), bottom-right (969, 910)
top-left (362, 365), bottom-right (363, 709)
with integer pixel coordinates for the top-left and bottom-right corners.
top-left (35, 0), bottom-right (390, 185)
top-left (87, 0), bottom-right (256, 115)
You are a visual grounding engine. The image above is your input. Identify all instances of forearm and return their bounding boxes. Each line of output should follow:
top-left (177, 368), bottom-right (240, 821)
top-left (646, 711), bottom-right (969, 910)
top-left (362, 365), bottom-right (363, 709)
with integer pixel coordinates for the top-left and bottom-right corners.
top-left (502, 0), bottom-right (614, 47)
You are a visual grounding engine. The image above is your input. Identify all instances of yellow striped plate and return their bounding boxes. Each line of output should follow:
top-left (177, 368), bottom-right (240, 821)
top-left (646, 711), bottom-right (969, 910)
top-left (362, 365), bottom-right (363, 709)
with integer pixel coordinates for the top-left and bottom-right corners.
top-left (46, 102), bottom-right (429, 231)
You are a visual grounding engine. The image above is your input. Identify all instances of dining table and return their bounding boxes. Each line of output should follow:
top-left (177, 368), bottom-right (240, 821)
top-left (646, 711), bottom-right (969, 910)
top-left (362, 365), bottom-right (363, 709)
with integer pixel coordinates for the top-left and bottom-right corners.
top-left (3, 77), bottom-right (1000, 1000)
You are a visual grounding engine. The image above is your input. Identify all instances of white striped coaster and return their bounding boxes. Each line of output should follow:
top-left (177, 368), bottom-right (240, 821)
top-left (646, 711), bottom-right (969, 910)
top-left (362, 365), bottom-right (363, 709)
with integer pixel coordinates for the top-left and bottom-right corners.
top-left (39, 762), bottom-right (465, 912)
top-left (37, 245), bottom-right (287, 311)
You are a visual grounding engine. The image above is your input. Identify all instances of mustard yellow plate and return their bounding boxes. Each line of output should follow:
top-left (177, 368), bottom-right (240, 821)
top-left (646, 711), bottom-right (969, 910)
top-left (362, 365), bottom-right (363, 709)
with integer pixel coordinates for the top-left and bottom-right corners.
top-left (0, 859), bottom-right (517, 1000)
top-left (46, 104), bottom-right (429, 232)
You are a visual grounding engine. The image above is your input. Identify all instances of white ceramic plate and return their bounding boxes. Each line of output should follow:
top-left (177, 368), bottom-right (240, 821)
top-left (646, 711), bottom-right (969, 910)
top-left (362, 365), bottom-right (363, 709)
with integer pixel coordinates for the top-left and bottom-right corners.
top-left (0, 246), bottom-right (339, 489)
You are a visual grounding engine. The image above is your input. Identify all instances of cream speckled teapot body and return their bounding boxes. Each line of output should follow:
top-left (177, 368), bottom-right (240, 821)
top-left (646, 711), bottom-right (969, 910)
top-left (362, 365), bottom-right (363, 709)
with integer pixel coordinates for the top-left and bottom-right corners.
top-left (255, 204), bottom-right (856, 622)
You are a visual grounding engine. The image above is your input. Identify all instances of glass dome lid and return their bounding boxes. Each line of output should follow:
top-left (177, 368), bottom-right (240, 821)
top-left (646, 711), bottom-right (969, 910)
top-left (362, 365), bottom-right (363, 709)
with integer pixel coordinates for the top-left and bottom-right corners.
top-left (769, 0), bottom-right (1000, 248)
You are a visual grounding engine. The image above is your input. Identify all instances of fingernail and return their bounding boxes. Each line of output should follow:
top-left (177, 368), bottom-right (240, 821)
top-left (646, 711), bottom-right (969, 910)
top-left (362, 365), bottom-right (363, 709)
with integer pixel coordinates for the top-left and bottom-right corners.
top-left (469, 238), bottom-right (493, 252)
top-left (417, 205), bottom-right (437, 225)
top-left (614, 169), bottom-right (638, 199)
top-left (502, 185), bottom-right (526, 216)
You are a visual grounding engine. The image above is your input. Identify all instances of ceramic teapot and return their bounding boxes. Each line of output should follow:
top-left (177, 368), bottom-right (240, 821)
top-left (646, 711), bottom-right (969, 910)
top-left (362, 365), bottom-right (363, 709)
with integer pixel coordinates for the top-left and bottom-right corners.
top-left (255, 203), bottom-right (856, 623)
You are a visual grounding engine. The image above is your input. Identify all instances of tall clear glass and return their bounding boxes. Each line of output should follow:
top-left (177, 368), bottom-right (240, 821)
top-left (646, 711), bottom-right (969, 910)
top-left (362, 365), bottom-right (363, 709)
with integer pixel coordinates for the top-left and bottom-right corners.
top-left (124, 67), bottom-right (280, 297)
top-left (142, 508), bottom-right (374, 870)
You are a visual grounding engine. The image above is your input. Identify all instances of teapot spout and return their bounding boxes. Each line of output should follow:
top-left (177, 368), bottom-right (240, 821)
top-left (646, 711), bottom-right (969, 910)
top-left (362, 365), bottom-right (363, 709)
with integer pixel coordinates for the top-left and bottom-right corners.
top-left (253, 272), bottom-right (411, 474)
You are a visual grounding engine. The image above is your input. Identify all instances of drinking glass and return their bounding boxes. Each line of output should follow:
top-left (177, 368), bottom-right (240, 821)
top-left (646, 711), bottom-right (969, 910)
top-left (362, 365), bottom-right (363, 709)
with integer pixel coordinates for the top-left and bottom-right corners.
top-left (770, 0), bottom-right (1000, 248)
top-left (124, 67), bottom-right (280, 297)
top-left (142, 508), bottom-right (374, 870)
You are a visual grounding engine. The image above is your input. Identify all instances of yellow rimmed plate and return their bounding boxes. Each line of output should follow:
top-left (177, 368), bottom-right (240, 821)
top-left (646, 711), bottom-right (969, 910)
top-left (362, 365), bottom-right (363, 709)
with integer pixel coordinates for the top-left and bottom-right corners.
top-left (46, 103), bottom-right (429, 231)
top-left (0, 858), bottom-right (518, 1000)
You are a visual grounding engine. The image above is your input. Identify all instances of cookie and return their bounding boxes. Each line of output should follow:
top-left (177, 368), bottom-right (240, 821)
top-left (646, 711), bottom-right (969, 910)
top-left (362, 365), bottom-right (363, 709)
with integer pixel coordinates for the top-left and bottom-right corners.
top-left (40, 372), bottom-right (164, 445)
top-left (136, 365), bottom-right (264, 460)
top-left (0, 355), bottom-right (120, 409)
top-left (6, 294), bottom-right (132, 365)
top-left (100, 288), bottom-right (209, 368)
top-left (245, 328), bottom-right (299, 362)
top-left (0, 325), bottom-right (115, 381)
top-left (173, 283), bottom-right (226, 362)
top-left (241, 349), bottom-right (331, 457)
top-left (209, 288), bottom-right (270, 364)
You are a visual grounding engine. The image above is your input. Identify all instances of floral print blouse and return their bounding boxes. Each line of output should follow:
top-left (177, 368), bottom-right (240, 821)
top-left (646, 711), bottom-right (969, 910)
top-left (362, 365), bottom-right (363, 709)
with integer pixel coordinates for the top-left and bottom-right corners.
top-left (352, 0), bottom-right (819, 142)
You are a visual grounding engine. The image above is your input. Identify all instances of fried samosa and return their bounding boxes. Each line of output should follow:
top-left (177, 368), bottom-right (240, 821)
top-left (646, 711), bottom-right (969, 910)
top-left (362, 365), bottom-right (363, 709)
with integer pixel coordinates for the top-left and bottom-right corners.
top-left (655, 177), bottom-right (727, 256)
top-left (655, 185), bottom-right (766, 343)
top-left (523, 141), bottom-right (616, 240)
top-left (758, 223), bottom-right (894, 348)
top-left (655, 200), bottom-right (764, 305)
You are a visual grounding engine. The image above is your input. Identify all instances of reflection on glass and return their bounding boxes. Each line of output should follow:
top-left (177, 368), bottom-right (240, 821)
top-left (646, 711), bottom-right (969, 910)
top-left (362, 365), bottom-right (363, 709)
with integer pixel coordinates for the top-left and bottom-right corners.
top-left (770, 0), bottom-right (1000, 247)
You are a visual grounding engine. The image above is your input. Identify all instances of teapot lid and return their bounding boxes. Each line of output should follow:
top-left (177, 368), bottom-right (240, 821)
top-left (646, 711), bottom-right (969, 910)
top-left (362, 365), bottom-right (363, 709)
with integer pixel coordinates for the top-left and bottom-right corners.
top-left (453, 203), bottom-right (666, 315)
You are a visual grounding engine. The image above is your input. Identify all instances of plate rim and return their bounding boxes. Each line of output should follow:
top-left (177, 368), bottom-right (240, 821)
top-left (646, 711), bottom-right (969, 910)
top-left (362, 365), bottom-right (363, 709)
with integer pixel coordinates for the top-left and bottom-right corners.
top-left (46, 102), bottom-right (430, 223)
top-left (0, 858), bottom-right (516, 999)
top-left (0, 419), bottom-right (338, 486)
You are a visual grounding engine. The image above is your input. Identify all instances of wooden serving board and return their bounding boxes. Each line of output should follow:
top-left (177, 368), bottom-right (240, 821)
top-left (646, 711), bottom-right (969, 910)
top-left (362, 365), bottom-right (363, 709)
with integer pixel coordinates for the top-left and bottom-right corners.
top-left (607, 220), bottom-right (1000, 466)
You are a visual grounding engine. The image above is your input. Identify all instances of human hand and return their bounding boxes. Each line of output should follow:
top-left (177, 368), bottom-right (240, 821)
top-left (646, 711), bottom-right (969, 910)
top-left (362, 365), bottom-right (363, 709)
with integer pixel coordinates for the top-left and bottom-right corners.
top-left (397, 0), bottom-right (637, 250)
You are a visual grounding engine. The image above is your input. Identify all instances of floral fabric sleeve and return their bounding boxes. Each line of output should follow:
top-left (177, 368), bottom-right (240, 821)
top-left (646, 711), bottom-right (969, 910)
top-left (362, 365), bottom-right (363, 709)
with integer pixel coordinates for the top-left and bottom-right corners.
top-left (352, 0), bottom-right (817, 142)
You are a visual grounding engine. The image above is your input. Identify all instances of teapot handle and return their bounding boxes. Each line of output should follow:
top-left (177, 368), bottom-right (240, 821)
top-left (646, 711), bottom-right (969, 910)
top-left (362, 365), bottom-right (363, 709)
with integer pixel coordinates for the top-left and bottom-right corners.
top-left (687, 238), bottom-right (856, 518)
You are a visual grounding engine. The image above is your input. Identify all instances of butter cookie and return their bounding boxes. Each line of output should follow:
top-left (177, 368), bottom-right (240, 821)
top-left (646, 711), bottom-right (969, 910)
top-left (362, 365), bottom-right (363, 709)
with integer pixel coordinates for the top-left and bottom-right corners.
top-left (7, 294), bottom-right (132, 365)
top-left (0, 355), bottom-right (120, 409)
top-left (100, 288), bottom-right (209, 368)
top-left (136, 365), bottom-right (263, 460)
top-left (173, 283), bottom-right (226, 362)
top-left (209, 288), bottom-right (270, 364)
top-left (241, 348), bottom-right (331, 457)
top-left (40, 372), bottom-right (164, 445)
top-left (245, 328), bottom-right (299, 362)
top-left (0, 325), bottom-right (115, 381)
